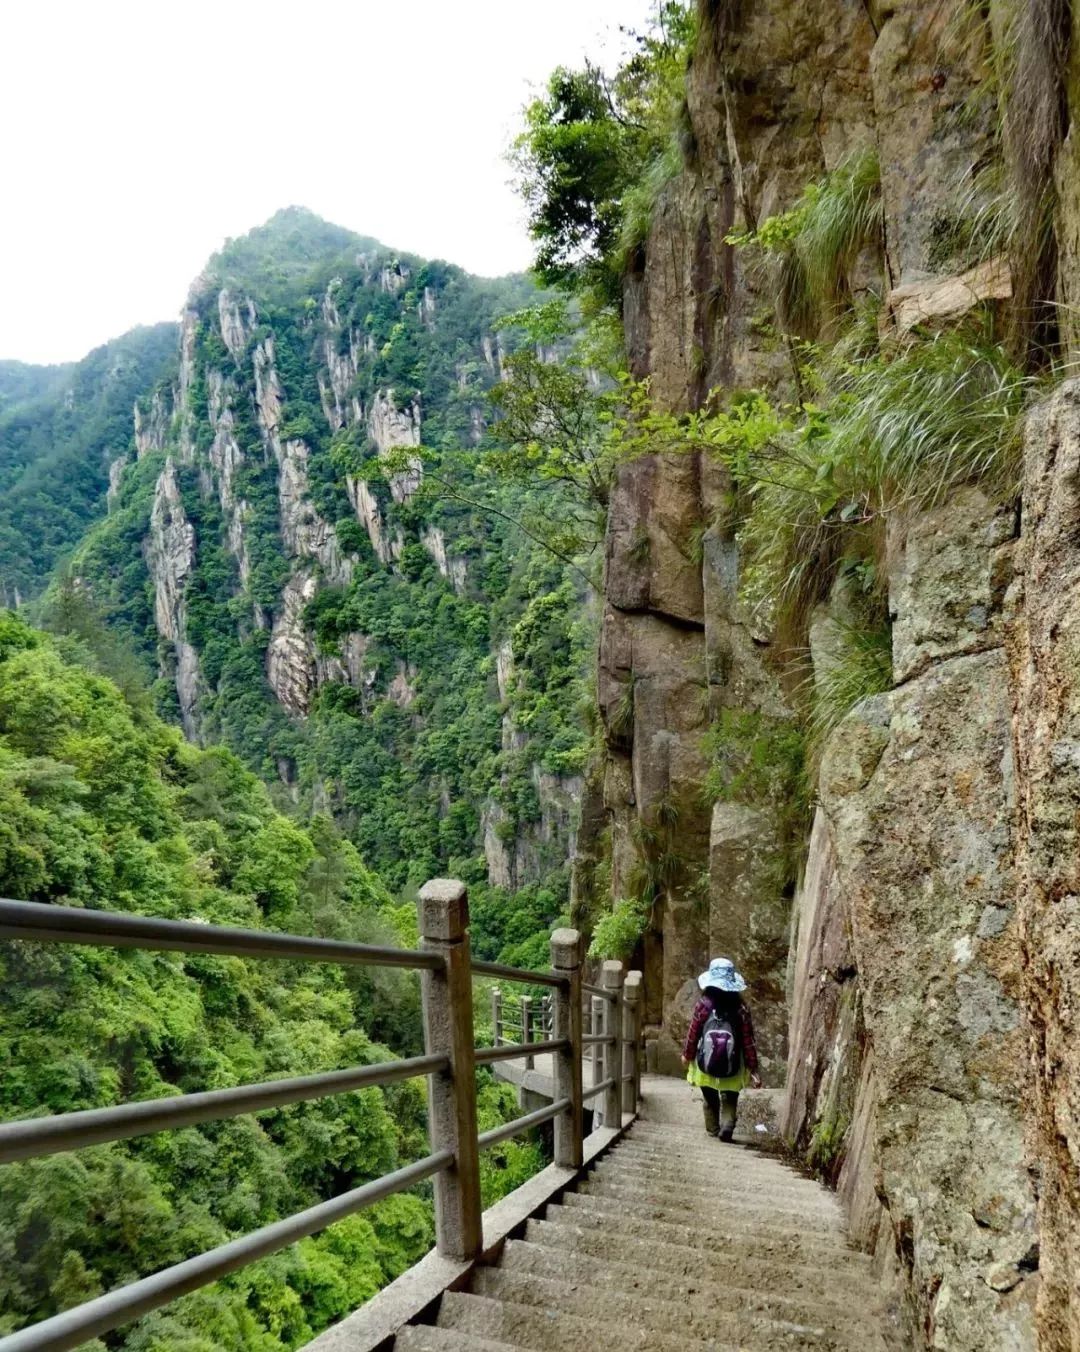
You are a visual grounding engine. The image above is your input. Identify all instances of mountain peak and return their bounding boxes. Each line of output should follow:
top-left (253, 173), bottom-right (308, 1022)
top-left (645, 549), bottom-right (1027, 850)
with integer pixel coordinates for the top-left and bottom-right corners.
top-left (204, 207), bottom-right (386, 300)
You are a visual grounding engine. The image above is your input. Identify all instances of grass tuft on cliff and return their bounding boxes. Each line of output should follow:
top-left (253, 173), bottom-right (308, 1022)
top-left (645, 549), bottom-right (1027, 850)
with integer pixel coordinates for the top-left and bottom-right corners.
top-left (801, 618), bottom-right (893, 761)
top-left (729, 147), bottom-right (882, 334)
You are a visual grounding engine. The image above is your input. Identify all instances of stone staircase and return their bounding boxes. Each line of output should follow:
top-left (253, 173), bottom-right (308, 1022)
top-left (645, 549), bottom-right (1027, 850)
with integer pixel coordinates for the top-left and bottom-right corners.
top-left (393, 1076), bottom-right (889, 1351)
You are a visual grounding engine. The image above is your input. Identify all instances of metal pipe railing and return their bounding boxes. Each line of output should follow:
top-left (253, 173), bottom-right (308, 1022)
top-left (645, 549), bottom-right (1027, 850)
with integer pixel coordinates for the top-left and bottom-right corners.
top-left (0, 898), bottom-right (444, 970)
top-left (0, 887), bottom-right (645, 1352)
top-left (0, 1053), bottom-right (449, 1164)
top-left (471, 957), bottom-right (567, 988)
top-left (474, 1038), bottom-right (567, 1066)
top-left (477, 1097), bottom-right (570, 1151)
top-left (0, 1150), bottom-right (452, 1352)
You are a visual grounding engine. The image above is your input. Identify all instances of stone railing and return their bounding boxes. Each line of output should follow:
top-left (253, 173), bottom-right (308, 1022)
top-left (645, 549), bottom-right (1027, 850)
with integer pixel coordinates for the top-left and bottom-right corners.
top-left (0, 882), bottom-right (644, 1352)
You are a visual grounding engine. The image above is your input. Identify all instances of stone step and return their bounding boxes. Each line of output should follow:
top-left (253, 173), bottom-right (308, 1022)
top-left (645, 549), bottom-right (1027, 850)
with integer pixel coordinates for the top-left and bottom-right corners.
top-left (573, 1184), bottom-right (843, 1238)
top-left (592, 1157), bottom-right (838, 1211)
top-left (597, 1150), bottom-right (827, 1190)
top-left (438, 1290), bottom-right (715, 1352)
top-left (523, 1218), bottom-right (881, 1300)
top-left (584, 1169), bottom-right (841, 1220)
top-left (541, 1202), bottom-right (871, 1274)
top-left (558, 1189), bottom-right (856, 1252)
top-left (394, 1324), bottom-right (521, 1352)
top-left (470, 1264), bottom-right (875, 1349)
top-left (611, 1141), bottom-right (811, 1180)
top-left (499, 1239), bottom-right (883, 1329)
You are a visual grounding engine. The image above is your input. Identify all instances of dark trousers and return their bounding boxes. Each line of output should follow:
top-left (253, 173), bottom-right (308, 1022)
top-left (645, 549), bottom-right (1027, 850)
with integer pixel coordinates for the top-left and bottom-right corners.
top-left (701, 1086), bottom-right (739, 1140)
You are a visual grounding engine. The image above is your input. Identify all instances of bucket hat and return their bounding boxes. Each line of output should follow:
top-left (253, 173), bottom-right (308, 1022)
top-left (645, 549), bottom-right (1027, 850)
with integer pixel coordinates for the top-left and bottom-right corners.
top-left (697, 957), bottom-right (746, 993)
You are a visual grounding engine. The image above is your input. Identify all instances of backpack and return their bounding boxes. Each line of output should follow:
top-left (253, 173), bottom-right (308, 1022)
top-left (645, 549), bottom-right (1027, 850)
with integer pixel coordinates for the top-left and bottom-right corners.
top-left (696, 1000), bottom-right (741, 1079)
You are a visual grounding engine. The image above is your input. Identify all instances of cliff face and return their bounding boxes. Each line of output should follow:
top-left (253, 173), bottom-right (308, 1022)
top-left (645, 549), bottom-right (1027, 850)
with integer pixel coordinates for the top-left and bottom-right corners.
top-left (578, 0), bottom-right (1080, 1345)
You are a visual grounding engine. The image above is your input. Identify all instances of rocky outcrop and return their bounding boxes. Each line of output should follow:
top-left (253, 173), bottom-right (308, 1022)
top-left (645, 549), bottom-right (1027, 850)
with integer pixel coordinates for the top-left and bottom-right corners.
top-left (482, 766), bottom-right (584, 892)
top-left (420, 524), bottom-right (467, 594)
top-left (107, 456), bottom-right (127, 511)
top-left (368, 389), bottom-right (422, 503)
top-left (144, 458), bottom-right (201, 737)
top-left (205, 370), bottom-right (252, 587)
top-left (251, 335), bottom-right (352, 587)
top-left (784, 488), bottom-right (1034, 1349)
top-left (1007, 381), bottom-right (1080, 1346)
top-left (267, 569), bottom-right (318, 716)
top-left (134, 387), bottom-right (172, 458)
top-left (218, 289), bottom-right (256, 359)
top-left (346, 475), bottom-right (403, 566)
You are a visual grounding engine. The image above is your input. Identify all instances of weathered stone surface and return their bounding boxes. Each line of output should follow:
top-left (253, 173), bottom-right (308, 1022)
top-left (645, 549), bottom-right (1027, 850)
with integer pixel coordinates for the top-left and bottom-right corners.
top-left (369, 389), bottom-right (422, 503)
top-left (217, 288), bottom-right (256, 359)
top-left (604, 454), bottom-right (704, 624)
top-left (420, 525), bottom-right (467, 594)
top-left (870, 0), bottom-right (996, 286)
top-left (885, 255), bottom-right (1012, 336)
top-left (267, 570), bottom-right (318, 717)
top-left (1007, 380), bottom-right (1080, 1347)
top-left (887, 486), bottom-right (1017, 684)
top-left (820, 647), bottom-right (1035, 1349)
top-left (133, 386), bottom-right (172, 458)
top-left (107, 455), bottom-right (127, 511)
top-left (144, 458), bottom-right (201, 738)
top-left (708, 801), bottom-right (788, 1074)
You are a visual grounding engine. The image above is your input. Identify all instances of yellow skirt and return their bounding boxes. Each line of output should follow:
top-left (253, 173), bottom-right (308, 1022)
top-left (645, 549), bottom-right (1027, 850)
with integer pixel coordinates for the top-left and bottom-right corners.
top-left (686, 1061), bottom-right (749, 1093)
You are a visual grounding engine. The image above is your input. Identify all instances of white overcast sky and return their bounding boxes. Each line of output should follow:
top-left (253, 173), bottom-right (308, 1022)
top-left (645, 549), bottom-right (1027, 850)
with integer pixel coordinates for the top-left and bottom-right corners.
top-left (2, 0), bottom-right (649, 365)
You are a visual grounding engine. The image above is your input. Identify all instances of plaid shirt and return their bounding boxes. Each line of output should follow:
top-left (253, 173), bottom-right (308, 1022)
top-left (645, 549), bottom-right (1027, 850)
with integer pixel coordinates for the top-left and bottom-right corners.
top-left (683, 995), bottom-right (759, 1073)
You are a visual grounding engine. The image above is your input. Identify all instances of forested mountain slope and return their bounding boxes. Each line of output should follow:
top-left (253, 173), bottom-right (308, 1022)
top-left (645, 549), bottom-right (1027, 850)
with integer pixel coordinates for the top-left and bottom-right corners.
top-left (0, 325), bottom-right (177, 606)
top-left (48, 208), bottom-right (590, 951)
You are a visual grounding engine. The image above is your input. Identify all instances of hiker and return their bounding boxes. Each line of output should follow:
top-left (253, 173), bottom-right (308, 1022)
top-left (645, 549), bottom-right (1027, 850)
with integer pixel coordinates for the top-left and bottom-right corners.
top-left (681, 957), bottom-right (762, 1141)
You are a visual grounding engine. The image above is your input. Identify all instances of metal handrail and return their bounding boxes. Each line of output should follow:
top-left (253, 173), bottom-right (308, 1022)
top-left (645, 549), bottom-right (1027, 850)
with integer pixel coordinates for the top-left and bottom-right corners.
top-left (0, 1150), bottom-right (452, 1352)
top-left (474, 1038), bottom-right (567, 1066)
top-left (470, 957), bottom-right (567, 989)
top-left (477, 1097), bottom-right (570, 1151)
top-left (0, 890), bottom-right (644, 1352)
top-left (0, 898), bottom-right (444, 971)
top-left (0, 1053), bottom-right (449, 1165)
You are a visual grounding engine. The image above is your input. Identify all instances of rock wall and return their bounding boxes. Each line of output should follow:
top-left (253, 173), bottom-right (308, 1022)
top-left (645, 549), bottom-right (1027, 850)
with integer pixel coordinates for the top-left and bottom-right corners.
top-left (580, 0), bottom-right (1080, 1344)
top-left (1009, 381), bottom-right (1080, 1347)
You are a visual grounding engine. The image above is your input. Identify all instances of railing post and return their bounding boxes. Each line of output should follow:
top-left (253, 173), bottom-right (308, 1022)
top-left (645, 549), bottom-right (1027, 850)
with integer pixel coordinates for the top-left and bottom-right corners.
top-left (550, 928), bottom-right (584, 1169)
top-left (418, 879), bottom-right (482, 1262)
top-left (623, 970), bottom-right (642, 1115)
top-left (521, 994), bottom-right (534, 1070)
top-left (491, 988), bottom-right (502, 1046)
top-left (590, 994), bottom-right (604, 1090)
top-left (601, 960), bottom-right (624, 1128)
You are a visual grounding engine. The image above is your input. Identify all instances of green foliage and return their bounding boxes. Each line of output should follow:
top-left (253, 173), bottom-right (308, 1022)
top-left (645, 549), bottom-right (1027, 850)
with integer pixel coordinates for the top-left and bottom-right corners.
top-left (0, 325), bottom-right (177, 602)
top-left (588, 893), bottom-right (651, 961)
top-left (728, 148), bottom-right (882, 333)
top-left (0, 614), bottom-right (535, 1348)
top-left (704, 709), bottom-right (806, 817)
top-left (807, 1112), bottom-right (850, 1179)
top-left (511, 4), bottom-right (695, 301)
top-left (801, 618), bottom-right (893, 759)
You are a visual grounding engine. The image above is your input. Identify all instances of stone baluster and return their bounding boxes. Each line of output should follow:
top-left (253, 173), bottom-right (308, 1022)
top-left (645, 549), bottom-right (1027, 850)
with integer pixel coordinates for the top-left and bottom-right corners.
top-left (601, 961), bottom-right (624, 1128)
top-left (551, 928), bottom-right (584, 1168)
top-left (623, 970), bottom-right (643, 1115)
top-left (418, 879), bottom-right (481, 1262)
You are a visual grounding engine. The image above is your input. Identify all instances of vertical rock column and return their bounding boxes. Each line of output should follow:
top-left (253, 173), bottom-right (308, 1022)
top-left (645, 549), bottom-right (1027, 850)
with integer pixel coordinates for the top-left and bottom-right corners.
top-left (1008, 381), bottom-right (1080, 1348)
